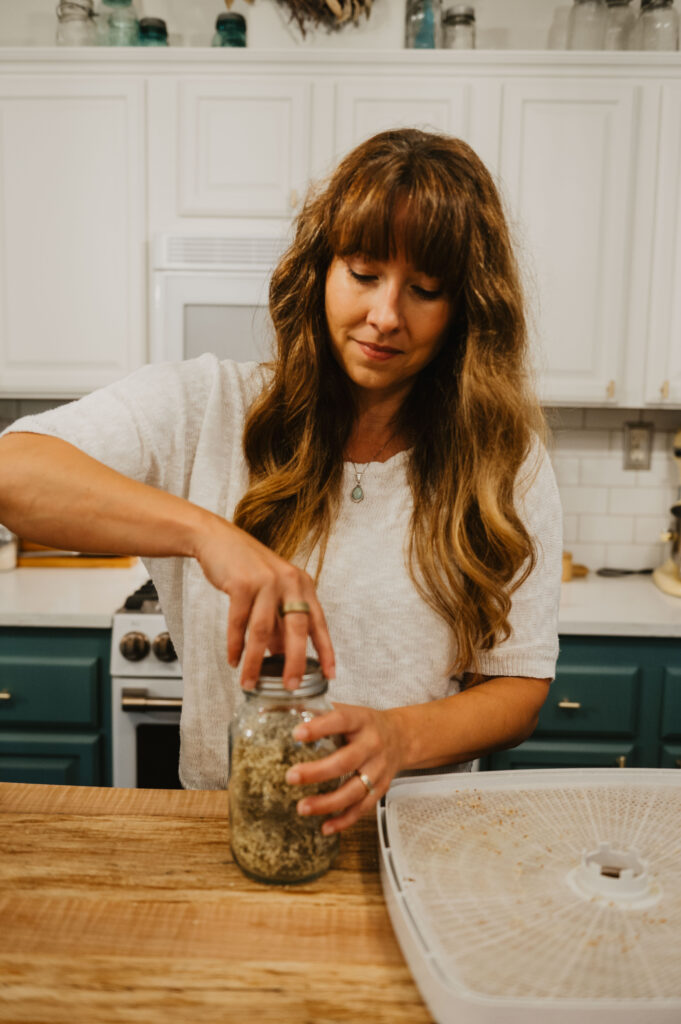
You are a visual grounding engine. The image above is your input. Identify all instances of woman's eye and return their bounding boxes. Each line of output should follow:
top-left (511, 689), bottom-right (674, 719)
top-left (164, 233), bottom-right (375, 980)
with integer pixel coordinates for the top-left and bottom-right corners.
top-left (413, 285), bottom-right (443, 300)
top-left (349, 269), bottom-right (376, 283)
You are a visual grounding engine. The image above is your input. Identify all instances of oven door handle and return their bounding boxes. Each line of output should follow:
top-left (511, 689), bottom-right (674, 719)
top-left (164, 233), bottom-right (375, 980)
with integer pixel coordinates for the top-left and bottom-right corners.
top-left (121, 690), bottom-right (183, 712)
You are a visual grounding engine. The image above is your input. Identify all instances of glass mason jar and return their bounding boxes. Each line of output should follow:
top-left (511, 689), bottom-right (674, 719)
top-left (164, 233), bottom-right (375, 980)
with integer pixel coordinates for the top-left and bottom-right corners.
top-left (405, 0), bottom-right (443, 49)
top-left (640, 0), bottom-right (679, 50)
top-left (97, 0), bottom-right (139, 46)
top-left (604, 0), bottom-right (635, 49)
top-left (566, 0), bottom-right (607, 49)
top-left (56, 1), bottom-right (98, 45)
top-left (443, 4), bottom-right (476, 48)
top-left (228, 656), bottom-right (343, 884)
top-left (212, 12), bottom-right (247, 47)
top-left (138, 17), bottom-right (168, 46)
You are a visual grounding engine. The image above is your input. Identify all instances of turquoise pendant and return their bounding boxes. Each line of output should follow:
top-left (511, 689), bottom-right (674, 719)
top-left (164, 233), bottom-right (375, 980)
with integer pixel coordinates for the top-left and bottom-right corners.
top-left (351, 484), bottom-right (364, 502)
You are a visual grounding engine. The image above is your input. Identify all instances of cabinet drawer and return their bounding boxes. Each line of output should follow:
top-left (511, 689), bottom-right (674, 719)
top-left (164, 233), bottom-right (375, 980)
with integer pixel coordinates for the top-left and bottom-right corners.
top-left (485, 739), bottom-right (636, 771)
top-left (660, 744), bottom-right (681, 770)
top-left (0, 656), bottom-right (100, 727)
top-left (661, 667), bottom-right (681, 739)
top-left (0, 731), bottom-right (101, 785)
top-left (535, 666), bottom-right (640, 737)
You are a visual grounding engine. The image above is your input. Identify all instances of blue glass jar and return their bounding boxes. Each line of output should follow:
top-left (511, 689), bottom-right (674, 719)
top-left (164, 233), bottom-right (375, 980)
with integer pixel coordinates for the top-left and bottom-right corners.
top-left (98, 0), bottom-right (139, 46)
top-left (139, 17), bottom-right (168, 46)
top-left (212, 12), bottom-right (247, 47)
top-left (405, 0), bottom-right (443, 48)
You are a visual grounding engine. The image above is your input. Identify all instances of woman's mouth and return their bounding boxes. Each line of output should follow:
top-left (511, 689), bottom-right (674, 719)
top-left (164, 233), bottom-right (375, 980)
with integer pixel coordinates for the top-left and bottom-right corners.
top-left (354, 339), bottom-right (402, 362)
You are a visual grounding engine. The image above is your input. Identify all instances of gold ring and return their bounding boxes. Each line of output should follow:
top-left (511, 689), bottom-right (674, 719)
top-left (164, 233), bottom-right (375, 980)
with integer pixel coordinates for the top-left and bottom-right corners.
top-left (279, 600), bottom-right (311, 616)
top-left (356, 770), bottom-right (375, 795)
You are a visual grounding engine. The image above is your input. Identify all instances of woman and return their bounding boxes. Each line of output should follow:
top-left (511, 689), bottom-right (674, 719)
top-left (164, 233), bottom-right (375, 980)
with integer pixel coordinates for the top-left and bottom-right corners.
top-left (0, 129), bottom-right (562, 836)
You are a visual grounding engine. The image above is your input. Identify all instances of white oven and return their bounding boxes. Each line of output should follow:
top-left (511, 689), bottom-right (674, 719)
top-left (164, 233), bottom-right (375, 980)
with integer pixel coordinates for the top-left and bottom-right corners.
top-left (150, 232), bottom-right (289, 364)
top-left (111, 582), bottom-right (184, 788)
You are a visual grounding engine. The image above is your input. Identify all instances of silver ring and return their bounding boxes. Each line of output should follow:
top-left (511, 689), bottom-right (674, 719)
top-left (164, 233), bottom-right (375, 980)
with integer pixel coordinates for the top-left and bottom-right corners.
top-left (279, 600), bottom-right (311, 616)
top-left (356, 770), bottom-right (375, 795)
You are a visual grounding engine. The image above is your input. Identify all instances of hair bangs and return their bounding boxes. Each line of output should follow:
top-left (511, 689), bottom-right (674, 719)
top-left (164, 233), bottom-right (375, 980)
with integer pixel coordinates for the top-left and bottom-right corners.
top-left (327, 165), bottom-right (469, 297)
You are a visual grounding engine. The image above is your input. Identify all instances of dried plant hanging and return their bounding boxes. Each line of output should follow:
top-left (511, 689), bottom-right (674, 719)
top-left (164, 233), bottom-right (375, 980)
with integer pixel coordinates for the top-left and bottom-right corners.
top-left (224, 0), bottom-right (374, 37)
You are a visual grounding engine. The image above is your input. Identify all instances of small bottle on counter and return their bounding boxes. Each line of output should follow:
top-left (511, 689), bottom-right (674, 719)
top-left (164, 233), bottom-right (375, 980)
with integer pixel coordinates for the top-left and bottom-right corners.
top-left (56, 0), bottom-right (98, 45)
top-left (405, 0), bottom-right (443, 49)
top-left (639, 0), bottom-right (679, 50)
top-left (443, 4), bottom-right (476, 49)
top-left (604, 0), bottom-right (635, 49)
top-left (566, 0), bottom-right (607, 49)
top-left (212, 12), bottom-right (247, 47)
top-left (228, 655), bottom-right (343, 885)
top-left (138, 17), bottom-right (168, 46)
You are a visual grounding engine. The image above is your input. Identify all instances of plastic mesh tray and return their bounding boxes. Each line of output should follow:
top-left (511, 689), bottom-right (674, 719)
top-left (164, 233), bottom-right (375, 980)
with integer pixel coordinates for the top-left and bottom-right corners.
top-left (378, 768), bottom-right (681, 1024)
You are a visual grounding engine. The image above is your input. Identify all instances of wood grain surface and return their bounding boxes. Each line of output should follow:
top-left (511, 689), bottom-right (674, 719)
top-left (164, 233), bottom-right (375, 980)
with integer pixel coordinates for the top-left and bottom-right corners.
top-left (0, 783), bottom-right (433, 1024)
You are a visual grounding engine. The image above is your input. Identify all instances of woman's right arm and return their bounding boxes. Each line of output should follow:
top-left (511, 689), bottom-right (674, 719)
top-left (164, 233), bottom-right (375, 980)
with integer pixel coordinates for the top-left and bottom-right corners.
top-left (0, 432), bottom-right (335, 689)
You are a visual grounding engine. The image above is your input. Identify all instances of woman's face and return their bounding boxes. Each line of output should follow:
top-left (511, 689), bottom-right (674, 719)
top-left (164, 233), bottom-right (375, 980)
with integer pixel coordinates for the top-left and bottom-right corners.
top-left (324, 252), bottom-right (452, 407)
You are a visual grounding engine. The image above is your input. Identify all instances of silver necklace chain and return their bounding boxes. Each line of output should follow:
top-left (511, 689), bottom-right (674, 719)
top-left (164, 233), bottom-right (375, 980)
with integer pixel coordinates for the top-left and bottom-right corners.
top-left (349, 432), bottom-right (397, 503)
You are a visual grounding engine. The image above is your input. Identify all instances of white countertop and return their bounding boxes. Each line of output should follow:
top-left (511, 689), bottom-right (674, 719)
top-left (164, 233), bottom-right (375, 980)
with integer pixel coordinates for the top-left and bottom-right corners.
top-left (0, 564), bottom-right (679, 637)
top-left (0, 562), bottom-right (148, 628)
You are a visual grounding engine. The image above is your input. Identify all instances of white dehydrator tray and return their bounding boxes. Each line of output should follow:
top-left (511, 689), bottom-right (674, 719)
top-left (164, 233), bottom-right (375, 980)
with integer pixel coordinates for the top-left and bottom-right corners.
top-left (378, 768), bottom-right (681, 1024)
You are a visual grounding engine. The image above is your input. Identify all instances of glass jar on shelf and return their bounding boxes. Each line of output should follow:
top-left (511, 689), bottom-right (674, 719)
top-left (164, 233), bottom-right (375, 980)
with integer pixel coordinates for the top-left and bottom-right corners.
top-left (604, 0), bottom-right (635, 49)
top-left (228, 656), bottom-right (343, 885)
top-left (212, 12), bottom-right (247, 47)
top-left (138, 17), bottom-right (168, 46)
top-left (639, 0), bottom-right (679, 50)
top-left (443, 4), bottom-right (476, 49)
top-left (405, 0), bottom-right (443, 49)
top-left (97, 0), bottom-right (139, 45)
top-left (56, 0), bottom-right (98, 45)
top-left (566, 0), bottom-right (607, 49)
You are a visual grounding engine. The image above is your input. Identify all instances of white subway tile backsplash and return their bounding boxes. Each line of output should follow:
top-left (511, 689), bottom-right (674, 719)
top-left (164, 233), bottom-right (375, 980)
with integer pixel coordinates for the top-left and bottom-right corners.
top-left (579, 515), bottom-right (633, 544)
top-left (604, 544), bottom-right (664, 571)
top-left (583, 408), bottom-right (635, 430)
top-left (546, 408), bottom-right (584, 430)
top-left (634, 515), bottom-right (671, 545)
top-left (562, 514), bottom-right (579, 545)
top-left (580, 455), bottom-right (636, 488)
top-left (566, 543), bottom-right (606, 568)
top-left (608, 487), bottom-right (671, 516)
top-left (559, 486), bottom-right (608, 515)
top-left (553, 429), bottom-right (607, 455)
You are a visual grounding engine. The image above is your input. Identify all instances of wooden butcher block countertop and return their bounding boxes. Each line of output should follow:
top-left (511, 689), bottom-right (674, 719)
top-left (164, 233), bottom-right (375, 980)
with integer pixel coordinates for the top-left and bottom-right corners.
top-left (0, 783), bottom-right (432, 1024)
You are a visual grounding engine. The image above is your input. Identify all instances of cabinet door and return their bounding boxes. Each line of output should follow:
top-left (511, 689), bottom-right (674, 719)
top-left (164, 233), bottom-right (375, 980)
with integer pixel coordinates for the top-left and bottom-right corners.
top-left (176, 77), bottom-right (311, 219)
top-left (331, 77), bottom-right (476, 164)
top-left (0, 731), bottom-right (101, 785)
top-left (644, 84), bottom-right (681, 405)
top-left (485, 739), bottom-right (636, 771)
top-left (498, 79), bottom-right (640, 405)
top-left (0, 76), bottom-right (146, 398)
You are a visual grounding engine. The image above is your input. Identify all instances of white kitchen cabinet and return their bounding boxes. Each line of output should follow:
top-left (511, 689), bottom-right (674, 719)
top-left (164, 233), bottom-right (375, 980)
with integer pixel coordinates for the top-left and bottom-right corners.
top-left (0, 74), bottom-right (145, 398)
top-left (498, 77), bottom-right (646, 406)
top-left (644, 83), bottom-right (681, 406)
top-left (148, 73), bottom-right (311, 230)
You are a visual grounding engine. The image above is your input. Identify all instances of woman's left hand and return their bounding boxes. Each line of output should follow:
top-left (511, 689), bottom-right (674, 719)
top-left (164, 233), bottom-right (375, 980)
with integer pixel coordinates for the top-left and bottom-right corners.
top-left (284, 702), bottom-right (406, 835)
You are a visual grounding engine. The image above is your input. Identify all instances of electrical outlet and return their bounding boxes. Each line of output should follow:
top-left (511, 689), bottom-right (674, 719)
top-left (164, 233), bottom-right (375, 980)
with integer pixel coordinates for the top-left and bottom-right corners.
top-left (623, 422), bottom-right (654, 471)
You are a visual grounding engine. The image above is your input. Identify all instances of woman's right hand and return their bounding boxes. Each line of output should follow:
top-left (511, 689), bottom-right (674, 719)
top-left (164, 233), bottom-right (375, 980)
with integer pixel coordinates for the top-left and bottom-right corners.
top-left (193, 515), bottom-right (335, 692)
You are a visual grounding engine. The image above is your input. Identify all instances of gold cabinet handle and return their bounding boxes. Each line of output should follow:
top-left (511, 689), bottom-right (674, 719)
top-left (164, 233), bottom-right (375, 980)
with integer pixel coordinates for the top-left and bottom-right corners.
top-left (675, 758), bottom-right (681, 769)
top-left (558, 699), bottom-right (582, 710)
top-left (617, 755), bottom-right (627, 768)
top-left (606, 379), bottom-right (616, 399)
top-left (661, 379), bottom-right (670, 400)
top-left (0, 690), bottom-right (11, 703)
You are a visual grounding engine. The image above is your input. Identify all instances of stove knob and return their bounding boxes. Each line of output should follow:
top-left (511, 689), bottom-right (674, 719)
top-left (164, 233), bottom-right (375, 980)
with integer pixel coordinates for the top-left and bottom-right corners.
top-left (119, 631), bottom-right (151, 661)
top-left (152, 631), bottom-right (177, 663)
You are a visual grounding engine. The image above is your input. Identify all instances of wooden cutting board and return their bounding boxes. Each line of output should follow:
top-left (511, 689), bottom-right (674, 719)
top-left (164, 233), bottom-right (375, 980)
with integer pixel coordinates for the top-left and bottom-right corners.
top-left (0, 783), bottom-right (432, 1024)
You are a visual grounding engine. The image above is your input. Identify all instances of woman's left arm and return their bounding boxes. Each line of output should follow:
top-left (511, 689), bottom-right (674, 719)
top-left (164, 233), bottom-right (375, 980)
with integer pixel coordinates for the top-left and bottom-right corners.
top-left (285, 674), bottom-right (550, 836)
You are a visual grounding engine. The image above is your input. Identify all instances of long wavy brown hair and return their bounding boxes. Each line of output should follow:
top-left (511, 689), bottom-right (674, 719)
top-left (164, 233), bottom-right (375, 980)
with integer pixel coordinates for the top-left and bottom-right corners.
top-left (233, 128), bottom-right (546, 674)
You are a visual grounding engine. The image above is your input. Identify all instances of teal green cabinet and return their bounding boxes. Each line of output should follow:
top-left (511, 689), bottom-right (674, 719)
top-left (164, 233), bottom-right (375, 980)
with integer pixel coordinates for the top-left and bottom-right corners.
top-left (0, 627), bottom-right (112, 786)
top-left (483, 635), bottom-right (681, 772)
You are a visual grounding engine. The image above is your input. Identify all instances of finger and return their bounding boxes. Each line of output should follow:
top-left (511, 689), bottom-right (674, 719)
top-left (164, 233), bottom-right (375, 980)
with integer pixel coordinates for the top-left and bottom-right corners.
top-left (226, 583), bottom-right (256, 670)
top-left (305, 599), bottom-right (336, 681)
top-left (285, 742), bottom-right (368, 787)
top-left (292, 705), bottom-right (358, 744)
top-left (297, 771), bottom-right (380, 819)
top-left (238, 587), bottom-right (278, 688)
top-left (279, 605), bottom-right (315, 690)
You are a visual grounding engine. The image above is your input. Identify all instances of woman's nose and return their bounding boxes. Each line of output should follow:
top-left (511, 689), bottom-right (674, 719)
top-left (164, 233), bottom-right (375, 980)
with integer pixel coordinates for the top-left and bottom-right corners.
top-left (366, 284), bottom-right (402, 335)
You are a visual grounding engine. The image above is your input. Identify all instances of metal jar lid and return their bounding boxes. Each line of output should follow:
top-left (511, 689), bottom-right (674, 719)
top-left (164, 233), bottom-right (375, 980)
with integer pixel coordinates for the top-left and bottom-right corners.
top-left (444, 4), bottom-right (476, 21)
top-left (254, 655), bottom-right (327, 698)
